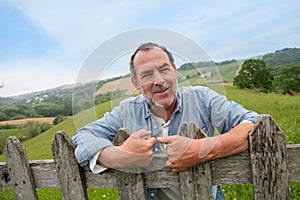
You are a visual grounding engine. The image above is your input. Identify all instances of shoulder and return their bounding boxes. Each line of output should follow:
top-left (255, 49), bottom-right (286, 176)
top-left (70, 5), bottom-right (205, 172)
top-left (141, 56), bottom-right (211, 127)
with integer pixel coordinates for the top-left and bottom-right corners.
top-left (179, 86), bottom-right (210, 96)
top-left (118, 95), bottom-right (146, 109)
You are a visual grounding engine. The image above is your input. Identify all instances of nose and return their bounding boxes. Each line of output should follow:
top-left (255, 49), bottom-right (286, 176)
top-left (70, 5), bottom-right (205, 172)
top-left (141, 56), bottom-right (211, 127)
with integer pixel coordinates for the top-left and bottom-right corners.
top-left (153, 70), bottom-right (164, 85)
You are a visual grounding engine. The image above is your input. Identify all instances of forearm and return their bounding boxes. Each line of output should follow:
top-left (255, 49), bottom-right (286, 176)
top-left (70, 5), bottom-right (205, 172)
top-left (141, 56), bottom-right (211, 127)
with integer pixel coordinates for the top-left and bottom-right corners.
top-left (97, 146), bottom-right (120, 168)
top-left (201, 122), bottom-right (254, 162)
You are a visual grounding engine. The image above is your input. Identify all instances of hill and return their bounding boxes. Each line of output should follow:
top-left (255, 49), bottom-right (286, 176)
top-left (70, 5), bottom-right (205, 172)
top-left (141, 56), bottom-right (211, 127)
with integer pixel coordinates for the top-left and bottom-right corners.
top-left (1, 47), bottom-right (299, 122)
top-left (0, 99), bottom-right (115, 161)
top-left (263, 47), bottom-right (300, 74)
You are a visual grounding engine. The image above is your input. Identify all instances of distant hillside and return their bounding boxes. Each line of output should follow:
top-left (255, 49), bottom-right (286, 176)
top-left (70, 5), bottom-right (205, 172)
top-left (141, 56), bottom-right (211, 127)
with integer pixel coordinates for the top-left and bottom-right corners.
top-left (263, 48), bottom-right (300, 74)
top-left (94, 77), bottom-right (137, 95)
top-left (1, 47), bottom-right (299, 121)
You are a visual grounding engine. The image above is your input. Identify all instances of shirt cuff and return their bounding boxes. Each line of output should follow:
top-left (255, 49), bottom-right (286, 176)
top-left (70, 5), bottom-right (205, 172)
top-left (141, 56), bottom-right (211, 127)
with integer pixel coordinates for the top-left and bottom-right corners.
top-left (89, 151), bottom-right (107, 174)
top-left (240, 120), bottom-right (254, 124)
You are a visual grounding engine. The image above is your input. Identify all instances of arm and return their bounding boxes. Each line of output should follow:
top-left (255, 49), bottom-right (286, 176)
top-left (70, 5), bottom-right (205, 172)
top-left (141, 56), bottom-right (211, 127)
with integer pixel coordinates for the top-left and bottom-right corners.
top-left (157, 122), bottom-right (254, 172)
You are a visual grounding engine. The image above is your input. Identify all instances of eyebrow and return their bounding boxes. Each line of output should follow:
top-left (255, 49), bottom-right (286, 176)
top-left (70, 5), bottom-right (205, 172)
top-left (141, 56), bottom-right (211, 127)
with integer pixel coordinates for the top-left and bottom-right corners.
top-left (138, 63), bottom-right (171, 75)
top-left (158, 63), bottom-right (171, 68)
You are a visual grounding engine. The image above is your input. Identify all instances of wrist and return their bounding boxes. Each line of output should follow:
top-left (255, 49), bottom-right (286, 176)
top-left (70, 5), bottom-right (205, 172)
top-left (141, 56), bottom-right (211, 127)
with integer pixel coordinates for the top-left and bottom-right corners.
top-left (198, 137), bottom-right (221, 161)
top-left (98, 146), bottom-right (121, 168)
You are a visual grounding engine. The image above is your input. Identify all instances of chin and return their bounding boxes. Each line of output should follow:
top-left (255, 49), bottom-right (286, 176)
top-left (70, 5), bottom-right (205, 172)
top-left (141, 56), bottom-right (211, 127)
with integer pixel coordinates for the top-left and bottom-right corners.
top-left (151, 97), bottom-right (175, 108)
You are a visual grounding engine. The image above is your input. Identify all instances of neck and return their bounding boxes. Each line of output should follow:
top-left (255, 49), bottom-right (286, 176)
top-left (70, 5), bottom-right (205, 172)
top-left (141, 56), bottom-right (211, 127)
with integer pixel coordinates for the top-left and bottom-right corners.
top-left (150, 100), bottom-right (176, 122)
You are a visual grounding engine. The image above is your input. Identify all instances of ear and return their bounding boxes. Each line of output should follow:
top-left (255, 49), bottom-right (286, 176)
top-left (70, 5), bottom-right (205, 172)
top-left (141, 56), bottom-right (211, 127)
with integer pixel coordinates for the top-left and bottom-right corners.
top-left (131, 77), bottom-right (141, 93)
top-left (173, 65), bottom-right (177, 71)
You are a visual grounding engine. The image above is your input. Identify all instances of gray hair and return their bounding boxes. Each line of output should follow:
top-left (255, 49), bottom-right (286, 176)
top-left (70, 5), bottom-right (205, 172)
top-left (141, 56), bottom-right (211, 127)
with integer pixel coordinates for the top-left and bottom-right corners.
top-left (130, 42), bottom-right (175, 79)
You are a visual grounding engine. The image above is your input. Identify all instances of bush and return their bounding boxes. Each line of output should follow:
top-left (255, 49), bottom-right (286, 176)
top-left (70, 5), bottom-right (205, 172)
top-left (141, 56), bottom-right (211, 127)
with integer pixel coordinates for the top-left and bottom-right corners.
top-left (22, 121), bottom-right (51, 139)
top-left (53, 115), bottom-right (65, 125)
top-left (273, 64), bottom-right (300, 95)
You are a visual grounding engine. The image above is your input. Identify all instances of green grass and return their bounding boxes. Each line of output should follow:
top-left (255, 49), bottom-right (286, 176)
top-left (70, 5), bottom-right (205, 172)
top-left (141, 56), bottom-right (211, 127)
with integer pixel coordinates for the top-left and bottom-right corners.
top-left (0, 129), bottom-right (22, 138)
top-left (0, 99), bottom-right (115, 161)
top-left (0, 188), bottom-right (119, 200)
top-left (224, 85), bottom-right (300, 144)
top-left (0, 85), bottom-right (299, 199)
top-left (218, 63), bottom-right (239, 82)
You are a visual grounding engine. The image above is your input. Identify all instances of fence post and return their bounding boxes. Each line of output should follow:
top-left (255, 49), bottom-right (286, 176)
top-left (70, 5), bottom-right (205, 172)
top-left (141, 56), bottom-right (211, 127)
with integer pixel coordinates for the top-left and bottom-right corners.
top-left (51, 131), bottom-right (88, 200)
top-left (113, 128), bottom-right (147, 200)
top-left (178, 123), bottom-right (213, 200)
top-left (249, 114), bottom-right (289, 200)
top-left (4, 136), bottom-right (38, 200)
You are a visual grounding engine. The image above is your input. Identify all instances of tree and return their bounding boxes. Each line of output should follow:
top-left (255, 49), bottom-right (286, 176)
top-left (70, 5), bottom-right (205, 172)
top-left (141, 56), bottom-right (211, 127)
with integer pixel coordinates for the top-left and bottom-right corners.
top-left (233, 59), bottom-right (273, 92)
top-left (22, 121), bottom-right (51, 138)
top-left (273, 64), bottom-right (300, 95)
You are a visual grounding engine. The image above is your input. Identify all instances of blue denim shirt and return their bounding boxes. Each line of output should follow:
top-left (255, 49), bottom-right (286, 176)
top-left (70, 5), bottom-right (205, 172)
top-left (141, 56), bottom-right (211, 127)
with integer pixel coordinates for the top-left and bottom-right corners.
top-left (72, 86), bottom-right (259, 199)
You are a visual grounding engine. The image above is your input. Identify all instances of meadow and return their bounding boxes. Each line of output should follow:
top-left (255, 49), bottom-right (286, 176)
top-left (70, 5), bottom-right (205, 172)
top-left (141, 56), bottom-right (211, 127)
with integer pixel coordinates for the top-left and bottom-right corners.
top-left (0, 85), bottom-right (299, 199)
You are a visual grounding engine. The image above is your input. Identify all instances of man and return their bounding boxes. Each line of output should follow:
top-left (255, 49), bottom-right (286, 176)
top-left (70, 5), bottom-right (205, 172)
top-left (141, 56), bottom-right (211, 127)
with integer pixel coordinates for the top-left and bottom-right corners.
top-left (72, 42), bottom-right (260, 199)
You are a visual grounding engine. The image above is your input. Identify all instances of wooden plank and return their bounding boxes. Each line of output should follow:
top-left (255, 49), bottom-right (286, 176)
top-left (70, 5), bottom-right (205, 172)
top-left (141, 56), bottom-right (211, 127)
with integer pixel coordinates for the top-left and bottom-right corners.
top-left (178, 123), bottom-right (213, 200)
top-left (51, 131), bottom-right (88, 200)
top-left (4, 136), bottom-right (38, 200)
top-left (191, 123), bottom-right (213, 200)
top-left (178, 123), bottom-right (198, 199)
top-left (112, 128), bottom-right (146, 200)
top-left (30, 160), bottom-right (59, 188)
top-left (287, 144), bottom-right (300, 182)
top-left (249, 114), bottom-right (289, 200)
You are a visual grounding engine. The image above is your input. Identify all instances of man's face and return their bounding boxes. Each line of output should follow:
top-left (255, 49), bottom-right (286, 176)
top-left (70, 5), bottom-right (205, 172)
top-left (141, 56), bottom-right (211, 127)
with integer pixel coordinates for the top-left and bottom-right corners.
top-left (131, 47), bottom-right (178, 108)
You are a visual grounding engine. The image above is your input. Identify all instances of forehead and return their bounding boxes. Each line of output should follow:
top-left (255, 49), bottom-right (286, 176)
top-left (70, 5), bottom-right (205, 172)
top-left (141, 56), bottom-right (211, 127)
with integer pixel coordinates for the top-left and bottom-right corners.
top-left (133, 47), bottom-right (171, 67)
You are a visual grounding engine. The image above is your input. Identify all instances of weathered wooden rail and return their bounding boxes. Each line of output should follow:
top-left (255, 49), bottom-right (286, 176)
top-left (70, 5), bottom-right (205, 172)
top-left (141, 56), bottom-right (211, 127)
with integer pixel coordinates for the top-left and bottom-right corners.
top-left (0, 115), bottom-right (299, 199)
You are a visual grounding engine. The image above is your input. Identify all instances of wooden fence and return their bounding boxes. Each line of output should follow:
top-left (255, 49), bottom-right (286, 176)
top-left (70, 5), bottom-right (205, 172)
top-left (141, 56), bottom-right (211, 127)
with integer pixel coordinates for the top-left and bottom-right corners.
top-left (0, 114), bottom-right (299, 199)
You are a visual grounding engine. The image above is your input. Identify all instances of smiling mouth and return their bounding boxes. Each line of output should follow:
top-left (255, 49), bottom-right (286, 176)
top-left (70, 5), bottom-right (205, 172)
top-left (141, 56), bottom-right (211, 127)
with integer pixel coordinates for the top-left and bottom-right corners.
top-left (154, 87), bottom-right (168, 94)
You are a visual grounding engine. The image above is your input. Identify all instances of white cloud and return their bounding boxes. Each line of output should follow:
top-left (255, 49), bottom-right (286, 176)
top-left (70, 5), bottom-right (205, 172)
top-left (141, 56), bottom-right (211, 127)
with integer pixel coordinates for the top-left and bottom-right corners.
top-left (7, 0), bottom-right (171, 55)
top-left (0, 59), bottom-right (78, 97)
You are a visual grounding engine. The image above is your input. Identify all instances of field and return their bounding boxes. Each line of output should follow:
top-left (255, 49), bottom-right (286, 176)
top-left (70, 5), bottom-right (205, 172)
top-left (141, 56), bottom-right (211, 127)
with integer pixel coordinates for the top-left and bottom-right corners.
top-left (0, 117), bottom-right (55, 125)
top-left (0, 85), bottom-right (299, 199)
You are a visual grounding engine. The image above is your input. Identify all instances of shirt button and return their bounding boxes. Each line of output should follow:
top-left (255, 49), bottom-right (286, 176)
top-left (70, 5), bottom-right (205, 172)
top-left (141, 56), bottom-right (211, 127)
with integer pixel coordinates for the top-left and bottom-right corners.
top-left (154, 148), bottom-right (158, 152)
top-left (154, 125), bottom-right (157, 129)
top-left (150, 192), bottom-right (155, 197)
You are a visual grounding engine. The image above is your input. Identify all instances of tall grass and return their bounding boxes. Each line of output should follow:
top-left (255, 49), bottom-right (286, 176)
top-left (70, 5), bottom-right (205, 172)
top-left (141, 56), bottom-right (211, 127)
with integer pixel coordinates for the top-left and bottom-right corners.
top-left (225, 85), bottom-right (300, 144)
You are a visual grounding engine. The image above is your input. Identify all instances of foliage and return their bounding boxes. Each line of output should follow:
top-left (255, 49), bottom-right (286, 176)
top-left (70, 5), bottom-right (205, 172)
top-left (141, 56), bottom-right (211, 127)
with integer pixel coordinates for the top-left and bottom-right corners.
top-left (263, 48), bottom-right (300, 75)
top-left (178, 59), bottom-right (237, 71)
top-left (53, 115), bottom-right (65, 125)
top-left (233, 59), bottom-right (273, 92)
top-left (22, 121), bottom-right (51, 139)
top-left (273, 64), bottom-right (300, 95)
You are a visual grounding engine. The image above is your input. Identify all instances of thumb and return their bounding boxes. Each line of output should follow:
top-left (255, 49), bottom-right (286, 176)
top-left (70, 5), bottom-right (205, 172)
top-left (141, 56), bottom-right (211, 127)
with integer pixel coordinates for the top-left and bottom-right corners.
top-left (157, 136), bottom-right (176, 144)
top-left (145, 137), bottom-right (157, 146)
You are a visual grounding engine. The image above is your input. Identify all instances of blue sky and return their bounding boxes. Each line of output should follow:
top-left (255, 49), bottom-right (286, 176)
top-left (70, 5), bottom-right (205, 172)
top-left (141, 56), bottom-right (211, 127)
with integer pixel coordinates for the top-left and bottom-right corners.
top-left (0, 0), bottom-right (299, 97)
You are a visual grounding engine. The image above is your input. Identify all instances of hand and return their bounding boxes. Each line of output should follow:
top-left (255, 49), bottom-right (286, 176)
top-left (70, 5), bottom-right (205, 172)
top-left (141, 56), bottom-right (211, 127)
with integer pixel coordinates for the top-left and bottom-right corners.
top-left (157, 135), bottom-right (201, 172)
top-left (120, 129), bottom-right (156, 153)
top-left (98, 129), bottom-right (156, 168)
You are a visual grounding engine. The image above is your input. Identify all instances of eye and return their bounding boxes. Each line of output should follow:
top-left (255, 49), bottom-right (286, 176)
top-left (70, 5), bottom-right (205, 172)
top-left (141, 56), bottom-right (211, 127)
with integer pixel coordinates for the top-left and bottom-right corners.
top-left (159, 64), bottom-right (171, 72)
top-left (140, 72), bottom-right (152, 79)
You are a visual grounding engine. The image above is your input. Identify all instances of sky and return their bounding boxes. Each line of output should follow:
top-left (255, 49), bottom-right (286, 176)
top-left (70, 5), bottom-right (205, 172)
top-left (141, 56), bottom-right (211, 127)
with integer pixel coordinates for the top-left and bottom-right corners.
top-left (0, 0), bottom-right (299, 97)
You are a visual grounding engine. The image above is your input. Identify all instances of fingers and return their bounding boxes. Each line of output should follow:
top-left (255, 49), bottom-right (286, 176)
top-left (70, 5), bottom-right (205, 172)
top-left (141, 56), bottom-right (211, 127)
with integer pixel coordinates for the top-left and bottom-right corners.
top-left (157, 135), bottom-right (176, 144)
top-left (132, 129), bottom-right (156, 146)
top-left (145, 137), bottom-right (157, 146)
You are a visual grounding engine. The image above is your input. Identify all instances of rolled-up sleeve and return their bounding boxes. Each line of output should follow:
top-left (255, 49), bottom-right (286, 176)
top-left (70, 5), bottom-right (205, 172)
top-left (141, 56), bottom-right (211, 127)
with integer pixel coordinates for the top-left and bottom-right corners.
top-left (206, 88), bottom-right (260, 134)
top-left (71, 105), bottom-right (123, 167)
